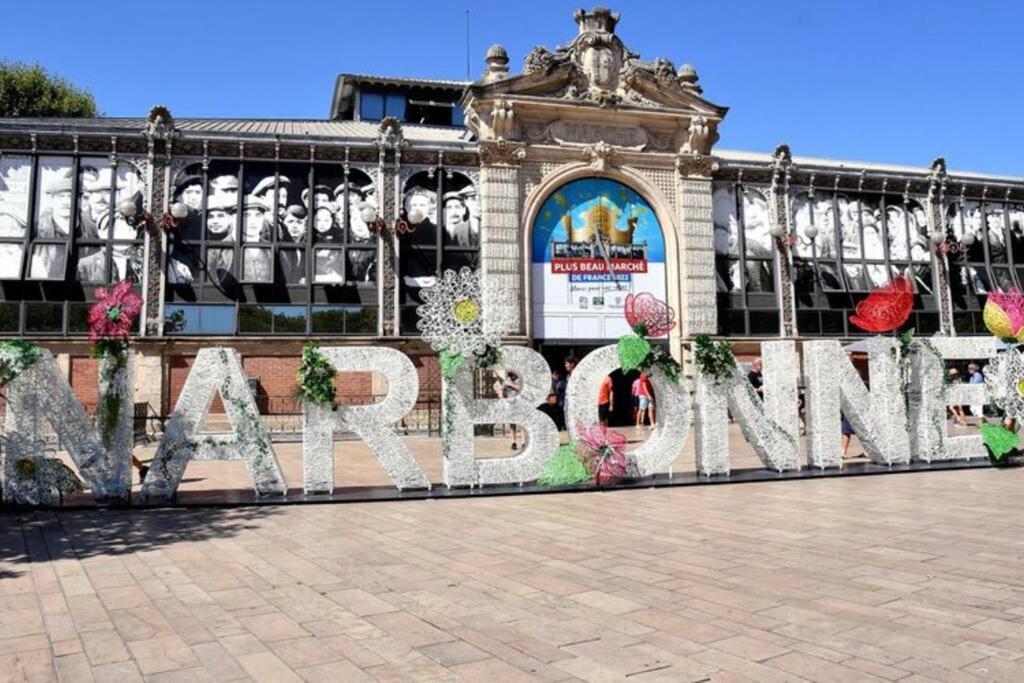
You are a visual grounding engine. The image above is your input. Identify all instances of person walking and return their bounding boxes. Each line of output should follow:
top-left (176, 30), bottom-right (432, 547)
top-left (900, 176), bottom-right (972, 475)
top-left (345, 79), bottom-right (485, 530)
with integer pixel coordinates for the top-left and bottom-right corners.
top-left (633, 371), bottom-right (654, 428)
top-left (598, 374), bottom-right (614, 427)
top-left (968, 362), bottom-right (985, 419)
top-left (495, 371), bottom-right (523, 449)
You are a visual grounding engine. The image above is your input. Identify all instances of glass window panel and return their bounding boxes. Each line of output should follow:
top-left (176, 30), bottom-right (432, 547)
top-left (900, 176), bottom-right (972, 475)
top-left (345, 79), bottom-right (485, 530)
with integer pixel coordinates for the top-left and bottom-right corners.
top-left (0, 155), bottom-right (31, 236)
top-left (238, 305), bottom-right (272, 333)
top-left (865, 263), bottom-right (888, 288)
top-left (25, 302), bottom-right (63, 332)
top-left (442, 172), bottom-right (478, 247)
top-left (385, 94), bottom-right (406, 121)
top-left (168, 245), bottom-right (198, 285)
top-left (68, 303), bottom-right (90, 333)
top-left (1009, 205), bottom-right (1024, 264)
top-left (346, 306), bottom-right (377, 334)
top-left (76, 245), bottom-right (105, 283)
top-left (277, 248), bottom-right (307, 285)
top-left (993, 268), bottom-right (1014, 291)
top-left (272, 305), bottom-right (306, 334)
top-left (313, 248), bottom-right (344, 283)
top-left (164, 304), bottom-right (235, 335)
top-left (820, 310), bottom-right (845, 335)
top-left (741, 187), bottom-right (772, 258)
top-left (402, 172), bottom-right (438, 246)
top-left (241, 199), bottom-right (272, 243)
top-left (960, 201), bottom-right (985, 261)
top-left (797, 310), bottom-right (820, 335)
top-left (986, 204), bottom-right (1008, 263)
top-left (0, 301), bottom-right (19, 332)
top-left (744, 259), bottom-right (773, 293)
top-left (907, 199), bottom-right (930, 263)
top-left (242, 246), bottom-right (273, 283)
top-left (34, 157), bottom-right (74, 240)
top-left (917, 312), bottom-right (940, 334)
top-left (451, 107), bottom-right (465, 127)
top-left (347, 248), bottom-right (376, 284)
top-left (749, 310), bottom-right (780, 335)
top-left (837, 195), bottom-right (861, 259)
top-left (28, 244), bottom-right (66, 280)
top-left (206, 162), bottom-right (239, 240)
top-left (311, 306), bottom-right (345, 334)
top-left (205, 247), bottom-right (235, 287)
top-left (813, 195), bottom-right (838, 258)
top-left (715, 256), bottom-right (740, 293)
top-left (115, 161), bottom-right (144, 228)
top-left (171, 162), bottom-right (205, 241)
top-left (0, 243), bottom-right (24, 279)
top-left (911, 264), bottom-right (934, 295)
top-left (844, 263), bottom-right (867, 291)
top-left (77, 157), bottom-right (111, 239)
top-left (360, 92), bottom-right (384, 121)
top-left (791, 192), bottom-right (814, 258)
top-left (441, 250), bottom-right (478, 273)
top-left (344, 168), bottom-right (377, 244)
top-left (860, 197), bottom-right (883, 261)
top-left (883, 203), bottom-right (911, 261)
top-left (279, 203), bottom-right (309, 245)
top-left (818, 262), bottom-right (843, 290)
top-left (110, 243), bottom-right (141, 283)
top-left (712, 183), bottom-right (739, 257)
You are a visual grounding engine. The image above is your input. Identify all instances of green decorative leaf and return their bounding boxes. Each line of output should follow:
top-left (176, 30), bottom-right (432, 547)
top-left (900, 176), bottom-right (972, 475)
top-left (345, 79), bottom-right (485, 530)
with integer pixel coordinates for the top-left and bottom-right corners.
top-left (537, 443), bottom-right (591, 486)
top-left (617, 334), bottom-right (651, 373)
top-left (981, 423), bottom-right (1018, 460)
top-left (296, 343), bottom-right (337, 408)
top-left (0, 339), bottom-right (42, 386)
top-left (693, 334), bottom-right (736, 381)
top-left (439, 349), bottom-right (466, 381)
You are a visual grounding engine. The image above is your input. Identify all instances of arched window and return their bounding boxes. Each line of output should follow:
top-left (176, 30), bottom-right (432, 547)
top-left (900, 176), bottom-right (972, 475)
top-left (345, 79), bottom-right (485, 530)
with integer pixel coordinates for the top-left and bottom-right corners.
top-left (531, 177), bottom-right (667, 341)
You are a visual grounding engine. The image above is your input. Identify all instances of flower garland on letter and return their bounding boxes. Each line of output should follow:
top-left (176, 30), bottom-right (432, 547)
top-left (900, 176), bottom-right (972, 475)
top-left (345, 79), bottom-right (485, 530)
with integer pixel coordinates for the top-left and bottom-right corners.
top-left (617, 293), bottom-right (682, 382)
top-left (979, 289), bottom-right (1024, 464)
top-left (88, 279), bottom-right (143, 448)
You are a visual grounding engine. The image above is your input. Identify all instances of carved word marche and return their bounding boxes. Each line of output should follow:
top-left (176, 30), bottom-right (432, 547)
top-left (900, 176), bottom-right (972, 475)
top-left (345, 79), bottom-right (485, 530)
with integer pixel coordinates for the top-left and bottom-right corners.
top-left (0, 336), bottom-right (997, 505)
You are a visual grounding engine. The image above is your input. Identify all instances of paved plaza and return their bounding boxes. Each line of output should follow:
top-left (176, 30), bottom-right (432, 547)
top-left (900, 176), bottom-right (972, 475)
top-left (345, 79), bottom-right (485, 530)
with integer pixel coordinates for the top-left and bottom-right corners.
top-left (2, 465), bottom-right (1024, 682)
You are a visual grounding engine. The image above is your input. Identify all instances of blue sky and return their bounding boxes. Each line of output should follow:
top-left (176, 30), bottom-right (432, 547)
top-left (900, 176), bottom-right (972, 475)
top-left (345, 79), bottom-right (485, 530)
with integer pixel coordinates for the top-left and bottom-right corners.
top-left (2, 1), bottom-right (1022, 176)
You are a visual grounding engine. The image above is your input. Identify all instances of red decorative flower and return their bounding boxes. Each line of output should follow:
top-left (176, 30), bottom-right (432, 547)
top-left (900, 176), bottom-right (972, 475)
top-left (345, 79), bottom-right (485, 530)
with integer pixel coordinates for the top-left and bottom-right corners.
top-left (848, 276), bottom-right (914, 333)
top-left (576, 422), bottom-right (629, 485)
top-left (624, 292), bottom-right (676, 337)
top-left (88, 279), bottom-right (143, 342)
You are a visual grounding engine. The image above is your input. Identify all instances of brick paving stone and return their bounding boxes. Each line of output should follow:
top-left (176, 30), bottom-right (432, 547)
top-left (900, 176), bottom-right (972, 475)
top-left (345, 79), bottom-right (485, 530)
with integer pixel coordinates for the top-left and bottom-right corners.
top-left (6, 467), bottom-right (1024, 681)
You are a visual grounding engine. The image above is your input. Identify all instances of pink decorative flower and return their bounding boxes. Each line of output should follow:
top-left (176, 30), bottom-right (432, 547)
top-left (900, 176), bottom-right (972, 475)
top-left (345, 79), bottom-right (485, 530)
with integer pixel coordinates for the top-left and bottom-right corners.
top-left (88, 279), bottom-right (143, 342)
top-left (624, 292), bottom-right (676, 337)
top-left (984, 289), bottom-right (1024, 342)
top-left (575, 422), bottom-right (629, 485)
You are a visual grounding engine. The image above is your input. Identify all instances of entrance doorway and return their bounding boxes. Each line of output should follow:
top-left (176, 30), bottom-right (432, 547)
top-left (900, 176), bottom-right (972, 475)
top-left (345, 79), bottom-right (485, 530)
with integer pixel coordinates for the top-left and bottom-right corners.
top-left (536, 342), bottom-right (636, 428)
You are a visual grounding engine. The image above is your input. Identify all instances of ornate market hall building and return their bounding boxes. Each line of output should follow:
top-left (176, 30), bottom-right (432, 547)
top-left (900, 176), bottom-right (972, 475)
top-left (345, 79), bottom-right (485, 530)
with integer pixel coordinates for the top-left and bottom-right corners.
top-left (0, 7), bottom-right (1021, 425)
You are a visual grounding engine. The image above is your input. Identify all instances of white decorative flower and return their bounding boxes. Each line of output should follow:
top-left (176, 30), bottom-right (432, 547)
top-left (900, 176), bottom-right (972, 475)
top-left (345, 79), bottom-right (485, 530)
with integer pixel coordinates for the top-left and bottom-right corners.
top-left (417, 267), bottom-right (508, 357)
top-left (984, 349), bottom-right (1024, 420)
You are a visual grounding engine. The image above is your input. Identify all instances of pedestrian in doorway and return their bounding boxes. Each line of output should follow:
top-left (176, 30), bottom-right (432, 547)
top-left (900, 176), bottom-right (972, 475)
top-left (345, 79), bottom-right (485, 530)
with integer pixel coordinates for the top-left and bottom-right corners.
top-left (947, 367), bottom-right (966, 426)
top-left (598, 374), bottom-right (614, 427)
top-left (633, 371), bottom-right (654, 428)
top-left (747, 357), bottom-right (764, 399)
top-left (967, 363), bottom-right (985, 419)
top-left (494, 371), bottom-right (523, 449)
top-left (551, 369), bottom-right (567, 409)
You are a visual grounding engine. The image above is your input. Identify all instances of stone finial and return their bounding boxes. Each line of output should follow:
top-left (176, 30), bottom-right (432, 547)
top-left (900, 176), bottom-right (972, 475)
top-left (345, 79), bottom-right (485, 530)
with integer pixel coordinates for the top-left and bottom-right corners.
top-left (574, 7), bottom-right (620, 35)
top-left (677, 64), bottom-right (702, 93)
top-left (483, 44), bottom-right (510, 83)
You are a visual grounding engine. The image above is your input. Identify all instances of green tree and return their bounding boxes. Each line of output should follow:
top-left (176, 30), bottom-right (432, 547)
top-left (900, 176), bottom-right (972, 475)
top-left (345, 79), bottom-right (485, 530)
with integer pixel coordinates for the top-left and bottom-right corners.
top-left (0, 61), bottom-right (98, 117)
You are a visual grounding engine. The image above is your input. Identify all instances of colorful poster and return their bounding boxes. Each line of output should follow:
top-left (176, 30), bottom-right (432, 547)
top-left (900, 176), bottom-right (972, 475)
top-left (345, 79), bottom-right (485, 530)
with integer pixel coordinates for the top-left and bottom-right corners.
top-left (531, 178), bottom-right (667, 340)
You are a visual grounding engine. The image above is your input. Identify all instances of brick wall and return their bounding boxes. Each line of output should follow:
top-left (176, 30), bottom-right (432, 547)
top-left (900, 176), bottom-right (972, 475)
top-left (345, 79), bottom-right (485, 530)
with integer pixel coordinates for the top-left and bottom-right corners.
top-left (166, 354), bottom-right (389, 415)
top-left (69, 356), bottom-right (100, 413)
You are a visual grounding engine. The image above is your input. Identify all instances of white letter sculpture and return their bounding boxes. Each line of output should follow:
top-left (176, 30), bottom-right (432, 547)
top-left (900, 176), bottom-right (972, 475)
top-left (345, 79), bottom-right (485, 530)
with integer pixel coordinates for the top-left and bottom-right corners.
top-left (804, 338), bottom-right (910, 468)
top-left (445, 346), bottom-right (559, 487)
top-left (909, 336), bottom-right (995, 462)
top-left (140, 348), bottom-right (285, 502)
top-left (566, 345), bottom-right (691, 477)
top-left (694, 341), bottom-right (800, 476)
top-left (303, 347), bottom-right (428, 493)
top-left (2, 350), bottom-right (132, 504)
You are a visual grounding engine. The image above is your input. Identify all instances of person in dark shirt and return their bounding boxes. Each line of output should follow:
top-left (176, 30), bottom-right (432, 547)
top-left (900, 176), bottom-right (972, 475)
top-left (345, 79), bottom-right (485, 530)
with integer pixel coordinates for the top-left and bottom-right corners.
top-left (539, 393), bottom-right (565, 432)
top-left (747, 357), bottom-right (763, 399)
top-left (551, 369), bottom-right (567, 410)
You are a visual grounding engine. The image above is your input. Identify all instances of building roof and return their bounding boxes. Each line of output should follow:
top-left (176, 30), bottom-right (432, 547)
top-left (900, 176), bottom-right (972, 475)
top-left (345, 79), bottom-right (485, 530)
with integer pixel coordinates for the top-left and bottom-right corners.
top-left (717, 148), bottom-right (1024, 185)
top-left (0, 117), bottom-right (474, 148)
top-left (339, 73), bottom-right (470, 89)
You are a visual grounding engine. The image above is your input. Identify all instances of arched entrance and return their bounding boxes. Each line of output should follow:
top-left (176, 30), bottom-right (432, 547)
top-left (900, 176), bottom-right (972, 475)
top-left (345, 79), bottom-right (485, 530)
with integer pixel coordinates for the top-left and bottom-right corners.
top-left (530, 177), bottom-right (669, 425)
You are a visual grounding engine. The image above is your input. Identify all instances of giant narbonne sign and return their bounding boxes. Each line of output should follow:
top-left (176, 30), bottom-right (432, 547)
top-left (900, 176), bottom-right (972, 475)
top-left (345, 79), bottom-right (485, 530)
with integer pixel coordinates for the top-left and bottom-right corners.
top-left (0, 335), bottom-right (998, 505)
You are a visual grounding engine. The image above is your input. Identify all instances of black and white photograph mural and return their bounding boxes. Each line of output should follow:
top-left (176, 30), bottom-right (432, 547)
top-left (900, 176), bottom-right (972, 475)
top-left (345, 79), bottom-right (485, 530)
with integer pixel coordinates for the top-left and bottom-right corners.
top-left (0, 155), bottom-right (31, 279)
top-left (398, 169), bottom-right (479, 332)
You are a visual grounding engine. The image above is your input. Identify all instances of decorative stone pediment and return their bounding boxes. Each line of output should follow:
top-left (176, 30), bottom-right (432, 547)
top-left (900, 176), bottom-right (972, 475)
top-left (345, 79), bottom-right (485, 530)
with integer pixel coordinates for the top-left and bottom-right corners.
top-left (465, 7), bottom-right (728, 157)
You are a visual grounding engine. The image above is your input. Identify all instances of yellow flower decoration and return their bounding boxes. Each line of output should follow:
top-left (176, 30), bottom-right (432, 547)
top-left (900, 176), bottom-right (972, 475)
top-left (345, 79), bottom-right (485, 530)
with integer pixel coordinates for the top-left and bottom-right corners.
top-left (452, 299), bottom-right (480, 325)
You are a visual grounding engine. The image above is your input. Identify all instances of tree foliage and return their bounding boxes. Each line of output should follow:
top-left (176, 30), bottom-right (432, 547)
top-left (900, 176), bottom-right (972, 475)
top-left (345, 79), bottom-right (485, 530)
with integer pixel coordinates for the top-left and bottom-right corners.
top-left (0, 61), bottom-right (98, 117)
